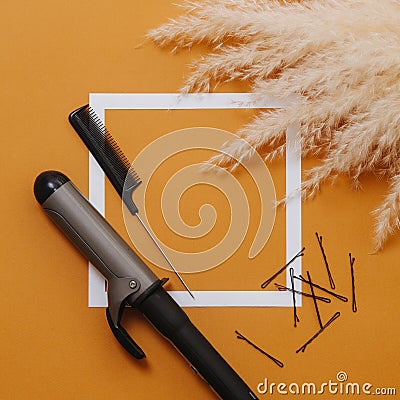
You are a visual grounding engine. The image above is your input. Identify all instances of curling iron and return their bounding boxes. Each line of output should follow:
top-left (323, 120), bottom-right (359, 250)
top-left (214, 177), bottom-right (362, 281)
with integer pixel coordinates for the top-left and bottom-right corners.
top-left (34, 170), bottom-right (258, 400)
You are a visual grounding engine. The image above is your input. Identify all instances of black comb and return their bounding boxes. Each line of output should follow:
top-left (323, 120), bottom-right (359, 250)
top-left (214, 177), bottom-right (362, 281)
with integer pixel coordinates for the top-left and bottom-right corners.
top-left (69, 105), bottom-right (194, 299)
top-left (69, 105), bottom-right (141, 215)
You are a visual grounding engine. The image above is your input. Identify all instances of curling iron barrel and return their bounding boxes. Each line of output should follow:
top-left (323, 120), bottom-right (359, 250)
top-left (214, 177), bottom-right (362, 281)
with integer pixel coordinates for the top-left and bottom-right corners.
top-left (33, 171), bottom-right (258, 400)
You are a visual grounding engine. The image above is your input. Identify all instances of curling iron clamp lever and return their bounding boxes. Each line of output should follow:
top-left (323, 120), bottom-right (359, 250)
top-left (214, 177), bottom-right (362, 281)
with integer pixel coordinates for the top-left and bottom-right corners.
top-left (106, 308), bottom-right (144, 359)
top-left (105, 277), bottom-right (169, 359)
top-left (105, 276), bottom-right (144, 359)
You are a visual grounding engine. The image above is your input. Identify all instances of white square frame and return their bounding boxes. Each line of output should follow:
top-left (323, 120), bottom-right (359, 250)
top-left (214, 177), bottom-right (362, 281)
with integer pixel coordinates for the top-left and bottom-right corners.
top-left (88, 93), bottom-right (301, 307)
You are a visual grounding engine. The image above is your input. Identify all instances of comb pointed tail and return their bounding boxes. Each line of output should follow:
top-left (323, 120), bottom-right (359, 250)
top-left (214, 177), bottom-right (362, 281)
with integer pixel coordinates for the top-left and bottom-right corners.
top-left (69, 104), bottom-right (194, 299)
top-left (135, 214), bottom-right (195, 300)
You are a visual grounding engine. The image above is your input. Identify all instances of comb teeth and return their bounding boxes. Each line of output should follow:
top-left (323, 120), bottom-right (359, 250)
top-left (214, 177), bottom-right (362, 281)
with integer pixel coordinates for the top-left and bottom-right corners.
top-left (86, 107), bottom-right (131, 172)
top-left (69, 105), bottom-right (141, 197)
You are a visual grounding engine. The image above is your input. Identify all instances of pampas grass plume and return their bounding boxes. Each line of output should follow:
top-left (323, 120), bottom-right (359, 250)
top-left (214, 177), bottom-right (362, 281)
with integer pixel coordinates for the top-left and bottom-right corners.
top-left (148, 0), bottom-right (400, 251)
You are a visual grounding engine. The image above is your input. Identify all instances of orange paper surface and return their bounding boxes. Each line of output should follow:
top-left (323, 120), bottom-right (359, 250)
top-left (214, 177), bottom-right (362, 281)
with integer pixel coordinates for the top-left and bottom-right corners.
top-left (1, 1), bottom-right (399, 399)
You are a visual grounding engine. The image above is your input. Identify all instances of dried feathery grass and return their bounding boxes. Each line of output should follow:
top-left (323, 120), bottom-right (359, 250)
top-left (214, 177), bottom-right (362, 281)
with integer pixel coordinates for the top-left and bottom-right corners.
top-left (147, 0), bottom-right (400, 251)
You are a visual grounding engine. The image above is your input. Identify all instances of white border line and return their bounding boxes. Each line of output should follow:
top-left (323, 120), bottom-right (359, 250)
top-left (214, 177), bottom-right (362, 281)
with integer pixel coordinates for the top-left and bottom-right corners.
top-left (88, 93), bottom-right (301, 307)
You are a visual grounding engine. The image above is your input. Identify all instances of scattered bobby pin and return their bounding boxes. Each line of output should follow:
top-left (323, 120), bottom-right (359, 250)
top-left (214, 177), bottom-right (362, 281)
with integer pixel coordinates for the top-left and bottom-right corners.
top-left (261, 247), bottom-right (305, 289)
top-left (295, 275), bottom-right (348, 302)
top-left (296, 312), bottom-right (341, 353)
top-left (307, 271), bottom-right (323, 329)
top-left (290, 268), bottom-right (300, 327)
top-left (349, 253), bottom-right (357, 312)
top-left (235, 330), bottom-right (284, 368)
top-left (315, 232), bottom-right (335, 289)
top-left (274, 284), bottom-right (331, 303)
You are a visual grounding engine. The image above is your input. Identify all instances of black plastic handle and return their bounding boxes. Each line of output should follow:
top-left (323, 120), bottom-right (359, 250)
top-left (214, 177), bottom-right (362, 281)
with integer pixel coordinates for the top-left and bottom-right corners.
top-left (136, 287), bottom-right (258, 400)
top-left (106, 307), bottom-right (145, 359)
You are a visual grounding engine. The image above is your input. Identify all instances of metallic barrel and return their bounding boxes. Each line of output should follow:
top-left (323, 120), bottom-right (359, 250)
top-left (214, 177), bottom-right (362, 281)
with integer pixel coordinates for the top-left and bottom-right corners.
top-left (34, 171), bottom-right (159, 308)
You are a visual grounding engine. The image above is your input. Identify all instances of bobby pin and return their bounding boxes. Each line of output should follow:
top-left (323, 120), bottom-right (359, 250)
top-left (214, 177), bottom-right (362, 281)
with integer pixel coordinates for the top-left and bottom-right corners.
top-left (290, 268), bottom-right (300, 327)
top-left (295, 275), bottom-right (348, 302)
top-left (261, 247), bottom-right (305, 289)
top-left (235, 330), bottom-right (284, 368)
top-left (295, 311), bottom-right (341, 353)
top-left (315, 232), bottom-right (335, 289)
top-left (307, 271), bottom-right (323, 329)
top-left (349, 253), bottom-right (357, 312)
top-left (274, 283), bottom-right (331, 303)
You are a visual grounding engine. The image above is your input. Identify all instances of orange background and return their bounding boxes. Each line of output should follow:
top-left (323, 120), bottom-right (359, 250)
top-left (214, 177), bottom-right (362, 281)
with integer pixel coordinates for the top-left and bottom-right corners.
top-left (1, 1), bottom-right (399, 399)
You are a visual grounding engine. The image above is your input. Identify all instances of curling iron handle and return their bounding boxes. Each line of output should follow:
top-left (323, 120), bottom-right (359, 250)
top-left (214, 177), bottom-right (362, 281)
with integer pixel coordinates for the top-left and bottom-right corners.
top-left (136, 287), bottom-right (258, 400)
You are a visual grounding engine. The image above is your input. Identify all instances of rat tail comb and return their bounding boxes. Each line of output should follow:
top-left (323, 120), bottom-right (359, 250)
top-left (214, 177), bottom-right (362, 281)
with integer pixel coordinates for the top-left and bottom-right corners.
top-left (69, 105), bottom-right (194, 299)
top-left (69, 105), bottom-right (141, 214)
